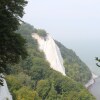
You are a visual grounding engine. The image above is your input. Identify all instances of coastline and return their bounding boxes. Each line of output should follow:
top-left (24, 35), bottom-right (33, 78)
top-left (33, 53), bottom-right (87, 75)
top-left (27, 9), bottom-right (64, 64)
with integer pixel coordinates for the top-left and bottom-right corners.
top-left (85, 73), bottom-right (98, 88)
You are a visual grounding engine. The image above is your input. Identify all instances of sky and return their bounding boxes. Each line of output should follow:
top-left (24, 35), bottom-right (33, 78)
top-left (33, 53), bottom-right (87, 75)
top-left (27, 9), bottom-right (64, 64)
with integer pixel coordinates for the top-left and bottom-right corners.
top-left (23, 0), bottom-right (100, 75)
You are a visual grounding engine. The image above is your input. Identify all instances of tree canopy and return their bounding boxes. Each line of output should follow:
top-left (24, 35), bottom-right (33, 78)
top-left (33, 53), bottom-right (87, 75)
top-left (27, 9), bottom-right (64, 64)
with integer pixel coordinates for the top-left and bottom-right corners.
top-left (56, 41), bottom-right (92, 84)
top-left (6, 23), bottom-right (95, 100)
top-left (95, 57), bottom-right (100, 67)
top-left (0, 0), bottom-right (28, 86)
top-left (0, 0), bottom-right (28, 73)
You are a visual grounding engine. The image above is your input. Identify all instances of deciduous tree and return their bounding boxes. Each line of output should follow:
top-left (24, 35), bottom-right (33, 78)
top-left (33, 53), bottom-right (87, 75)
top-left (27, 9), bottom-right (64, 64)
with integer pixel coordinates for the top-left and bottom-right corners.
top-left (0, 0), bottom-right (28, 85)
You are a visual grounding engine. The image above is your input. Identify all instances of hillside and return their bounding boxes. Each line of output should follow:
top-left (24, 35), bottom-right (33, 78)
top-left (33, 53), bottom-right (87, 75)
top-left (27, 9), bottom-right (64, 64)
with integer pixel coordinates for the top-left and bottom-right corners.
top-left (6, 23), bottom-right (95, 100)
top-left (56, 41), bottom-right (92, 84)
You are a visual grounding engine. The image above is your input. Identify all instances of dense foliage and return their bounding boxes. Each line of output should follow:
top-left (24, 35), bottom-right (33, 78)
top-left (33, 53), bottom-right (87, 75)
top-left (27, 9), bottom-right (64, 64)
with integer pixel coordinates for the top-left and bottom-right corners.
top-left (6, 23), bottom-right (95, 100)
top-left (0, 0), bottom-right (28, 74)
top-left (36, 29), bottom-right (47, 37)
top-left (95, 57), bottom-right (100, 67)
top-left (56, 41), bottom-right (92, 84)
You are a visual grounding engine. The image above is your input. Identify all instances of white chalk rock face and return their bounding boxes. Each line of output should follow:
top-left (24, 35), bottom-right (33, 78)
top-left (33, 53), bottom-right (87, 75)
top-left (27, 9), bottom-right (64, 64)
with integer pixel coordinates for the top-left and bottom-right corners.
top-left (0, 78), bottom-right (12, 100)
top-left (32, 33), bottom-right (66, 76)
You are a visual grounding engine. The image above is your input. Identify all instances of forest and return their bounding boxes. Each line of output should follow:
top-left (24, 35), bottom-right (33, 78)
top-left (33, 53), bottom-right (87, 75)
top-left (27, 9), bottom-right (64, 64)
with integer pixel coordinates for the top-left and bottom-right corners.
top-left (56, 41), bottom-right (92, 84)
top-left (5, 23), bottom-right (95, 100)
top-left (0, 0), bottom-right (96, 99)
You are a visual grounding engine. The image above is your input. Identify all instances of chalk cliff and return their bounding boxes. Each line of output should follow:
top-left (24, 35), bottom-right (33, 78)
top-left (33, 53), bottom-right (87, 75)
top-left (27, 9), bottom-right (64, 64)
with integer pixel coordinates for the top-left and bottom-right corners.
top-left (32, 33), bottom-right (66, 76)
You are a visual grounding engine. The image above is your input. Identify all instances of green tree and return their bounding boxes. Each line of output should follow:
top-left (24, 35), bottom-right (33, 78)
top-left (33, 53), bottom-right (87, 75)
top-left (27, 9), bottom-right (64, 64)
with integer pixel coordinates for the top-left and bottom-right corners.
top-left (0, 0), bottom-right (28, 84)
top-left (37, 29), bottom-right (47, 37)
top-left (95, 57), bottom-right (100, 67)
top-left (15, 86), bottom-right (40, 100)
top-left (46, 83), bottom-right (57, 100)
top-left (36, 80), bottom-right (51, 100)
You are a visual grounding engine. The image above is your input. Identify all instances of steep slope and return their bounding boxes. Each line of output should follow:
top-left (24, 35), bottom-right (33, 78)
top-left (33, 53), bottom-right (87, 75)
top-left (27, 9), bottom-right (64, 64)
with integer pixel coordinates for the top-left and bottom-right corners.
top-left (32, 33), bottom-right (66, 76)
top-left (5, 23), bottom-right (95, 100)
top-left (56, 41), bottom-right (92, 84)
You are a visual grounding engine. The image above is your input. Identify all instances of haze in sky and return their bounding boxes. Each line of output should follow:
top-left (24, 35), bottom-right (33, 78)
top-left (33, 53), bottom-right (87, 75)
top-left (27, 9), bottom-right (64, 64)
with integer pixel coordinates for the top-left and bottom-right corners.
top-left (23, 0), bottom-right (100, 75)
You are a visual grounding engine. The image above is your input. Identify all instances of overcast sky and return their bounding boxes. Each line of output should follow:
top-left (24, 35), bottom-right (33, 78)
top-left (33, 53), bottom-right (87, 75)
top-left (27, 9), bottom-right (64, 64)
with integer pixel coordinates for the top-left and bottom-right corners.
top-left (23, 0), bottom-right (100, 74)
